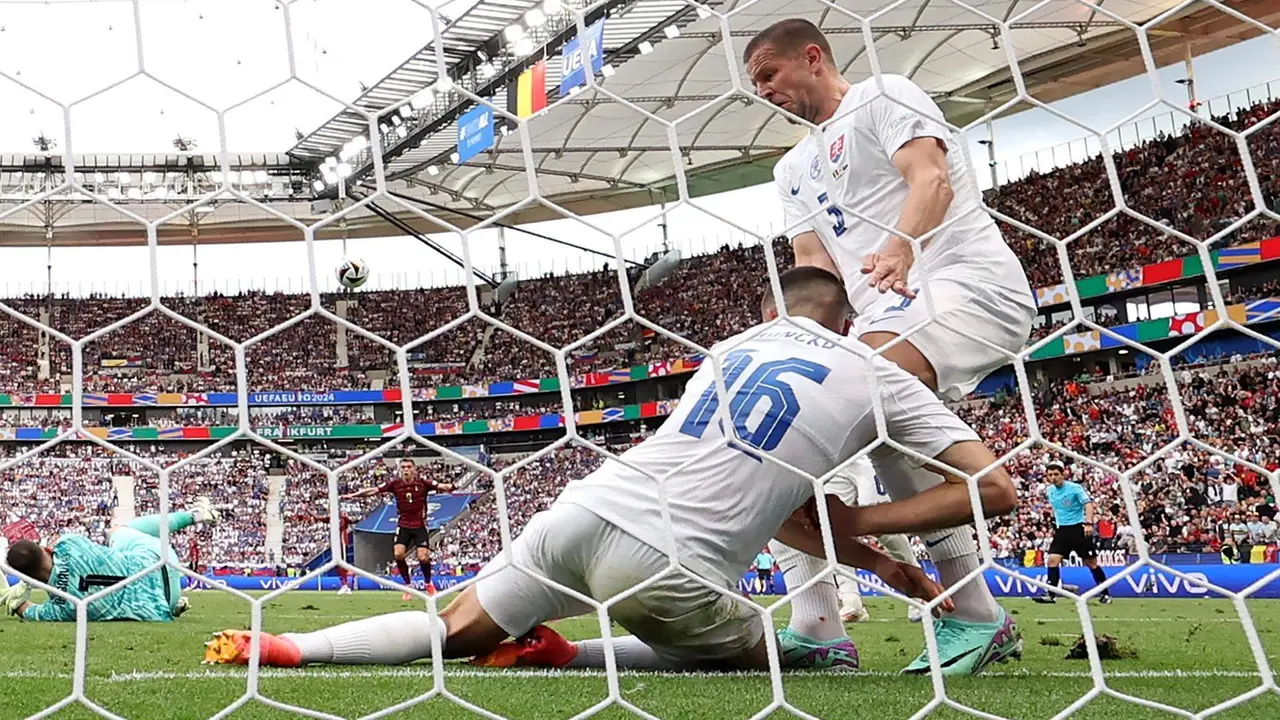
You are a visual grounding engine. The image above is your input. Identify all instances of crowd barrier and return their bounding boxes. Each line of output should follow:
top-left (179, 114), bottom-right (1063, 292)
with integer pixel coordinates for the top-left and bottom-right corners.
top-left (168, 563), bottom-right (1280, 598)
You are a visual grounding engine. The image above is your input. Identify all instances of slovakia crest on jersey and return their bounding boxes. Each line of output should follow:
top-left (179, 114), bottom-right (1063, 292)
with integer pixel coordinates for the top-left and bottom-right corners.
top-left (829, 135), bottom-right (845, 165)
top-left (829, 134), bottom-right (849, 179)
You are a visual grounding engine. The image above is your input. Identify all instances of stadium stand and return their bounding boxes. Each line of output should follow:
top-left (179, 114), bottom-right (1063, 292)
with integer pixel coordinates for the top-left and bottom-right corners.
top-left (2, 97), bottom-right (1280, 572)
top-left (992, 97), bottom-right (1280, 288)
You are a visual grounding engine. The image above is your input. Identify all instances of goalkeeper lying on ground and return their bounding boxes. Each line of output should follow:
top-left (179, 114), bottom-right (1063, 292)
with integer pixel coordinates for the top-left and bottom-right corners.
top-left (1, 499), bottom-right (218, 622)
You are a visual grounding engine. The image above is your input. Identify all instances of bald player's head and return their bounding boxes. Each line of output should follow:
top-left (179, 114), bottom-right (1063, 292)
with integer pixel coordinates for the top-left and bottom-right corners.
top-left (760, 266), bottom-right (852, 334)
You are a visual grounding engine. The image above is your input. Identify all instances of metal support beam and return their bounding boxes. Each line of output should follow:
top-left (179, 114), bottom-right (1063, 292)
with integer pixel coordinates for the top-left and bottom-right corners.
top-left (458, 162), bottom-right (649, 189)
top-left (676, 21), bottom-right (1131, 40)
top-left (379, 188), bottom-right (647, 269)
top-left (354, 192), bottom-right (499, 288)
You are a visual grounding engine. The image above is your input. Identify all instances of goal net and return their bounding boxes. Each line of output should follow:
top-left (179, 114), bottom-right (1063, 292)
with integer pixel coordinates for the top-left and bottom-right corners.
top-left (0, 0), bottom-right (1277, 718)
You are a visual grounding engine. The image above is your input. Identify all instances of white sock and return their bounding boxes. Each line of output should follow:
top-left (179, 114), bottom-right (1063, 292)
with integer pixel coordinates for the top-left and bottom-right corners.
top-left (566, 635), bottom-right (690, 670)
top-left (872, 453), bottom-right (1001, 624)
top-left (922, 531), bottom-right (1000, 624)
top-left (283, 611), bottom-right (445, 665)
top-left (877, 534), bottom-right (918, 566)
top-left (836, 569), bottom-right (864, 614)
top-left (770, 539), bottom-right (845, 641)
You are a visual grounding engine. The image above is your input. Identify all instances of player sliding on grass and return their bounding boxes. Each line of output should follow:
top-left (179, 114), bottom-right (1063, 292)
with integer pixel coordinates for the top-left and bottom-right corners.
top-left (1, 499), bottom-right (219, 622)
top-left (745, 17), bottom-right (1037, 674)
top-left (203, 268), bottom-right (1017, 671)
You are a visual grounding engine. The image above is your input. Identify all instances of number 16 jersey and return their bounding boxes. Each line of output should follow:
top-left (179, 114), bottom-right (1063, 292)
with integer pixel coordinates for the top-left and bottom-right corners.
top-left (554, 317), bottom-right (978, 586)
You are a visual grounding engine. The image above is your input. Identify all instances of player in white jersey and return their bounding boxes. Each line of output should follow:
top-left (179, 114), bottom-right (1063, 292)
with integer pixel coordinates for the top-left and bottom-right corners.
top-left (745, 18), bottom-right (1036, 675)
top-left (203, 268), bottom-right (1018, 672)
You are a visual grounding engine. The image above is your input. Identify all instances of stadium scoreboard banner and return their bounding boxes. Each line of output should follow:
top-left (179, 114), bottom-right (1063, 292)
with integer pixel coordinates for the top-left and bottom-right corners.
top-left (0, 400), bottom-right (680, 441)
top-left (0, 355), bottom-right (706, 408)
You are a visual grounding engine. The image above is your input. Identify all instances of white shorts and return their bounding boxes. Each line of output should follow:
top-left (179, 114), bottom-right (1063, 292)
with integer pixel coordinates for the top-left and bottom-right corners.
top-left (474, 502), bottom-right (763, 663)
top-left (853, 266), bottom-right (1035, 400)
top-left (823, 456), bottom-right (890, 507)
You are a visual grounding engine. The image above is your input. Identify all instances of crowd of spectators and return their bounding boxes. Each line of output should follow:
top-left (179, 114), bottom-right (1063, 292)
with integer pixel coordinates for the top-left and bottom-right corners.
top-left (280, 456), bottom-right (474, 568)
top-left (991, 96), bottom-right (1280, 288)
top-left (0, 91), bottom-right (1276, 398)
top-left (134, 449), bottom-right (271, 568)
top-left (960, 355), bottom-right (1279, 562)
top-left (431, 445), bottom-right (608, 574)
top-left (0, 455), bottom-right (117, 543)
top-left (0, 237), bottom-right (796, 396)
top-left (0, 352), bottom-right (1276, 572)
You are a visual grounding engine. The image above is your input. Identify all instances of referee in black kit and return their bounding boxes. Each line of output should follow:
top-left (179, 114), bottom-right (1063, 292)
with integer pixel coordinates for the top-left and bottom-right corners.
top-left (1034, 461), bottom-right (1111, 604)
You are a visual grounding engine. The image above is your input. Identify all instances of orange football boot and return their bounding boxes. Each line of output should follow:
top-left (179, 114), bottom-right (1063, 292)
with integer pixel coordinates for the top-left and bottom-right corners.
top-left (470, 625), bottom-right (578, 668)
top-left (202, 630), bottom-right (303, 668)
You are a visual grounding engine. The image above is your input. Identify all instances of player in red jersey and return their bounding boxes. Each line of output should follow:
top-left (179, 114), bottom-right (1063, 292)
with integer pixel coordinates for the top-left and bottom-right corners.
top-left (342, 458), bottom-right (455, 598)
top-left (189, 536), bottom-right (201, 576)
top-left (335, 514), bottom-right (354, 595)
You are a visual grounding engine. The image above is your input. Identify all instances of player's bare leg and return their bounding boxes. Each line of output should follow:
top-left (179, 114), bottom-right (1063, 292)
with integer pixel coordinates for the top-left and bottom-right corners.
top-left (478, 622), bottom-right (773, 672)
top-left (204, 585), bottom-right (499, 667)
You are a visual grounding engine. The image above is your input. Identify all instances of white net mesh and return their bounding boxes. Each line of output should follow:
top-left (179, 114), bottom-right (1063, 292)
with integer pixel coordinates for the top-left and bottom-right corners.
top-left (0, 0), bottom-right (1277, 718)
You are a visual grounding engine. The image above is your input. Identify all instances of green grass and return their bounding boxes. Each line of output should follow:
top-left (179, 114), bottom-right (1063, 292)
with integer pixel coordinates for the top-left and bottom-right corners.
top-left (1, 591), bottom-right (1278, 719)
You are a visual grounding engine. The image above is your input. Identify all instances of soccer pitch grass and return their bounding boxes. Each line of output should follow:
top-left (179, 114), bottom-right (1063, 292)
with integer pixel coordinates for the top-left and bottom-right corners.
top-left (1, 592), bottom-right (1278, 719)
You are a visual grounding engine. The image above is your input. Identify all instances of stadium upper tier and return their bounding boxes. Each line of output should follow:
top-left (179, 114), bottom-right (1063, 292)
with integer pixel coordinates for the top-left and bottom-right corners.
top-left (0, 94), bottom-right (1274, 398)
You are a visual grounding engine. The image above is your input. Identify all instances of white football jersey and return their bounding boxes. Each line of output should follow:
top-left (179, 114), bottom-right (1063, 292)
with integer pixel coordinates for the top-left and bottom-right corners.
top-left (555, 317), bottom-right (978, 585)
top-left (773, 74), bottom-right (1023, 314)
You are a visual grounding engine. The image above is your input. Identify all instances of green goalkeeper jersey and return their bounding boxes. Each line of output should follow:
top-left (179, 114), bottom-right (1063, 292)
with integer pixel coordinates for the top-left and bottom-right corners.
top-left (22, 535), bottom-right (177, 622)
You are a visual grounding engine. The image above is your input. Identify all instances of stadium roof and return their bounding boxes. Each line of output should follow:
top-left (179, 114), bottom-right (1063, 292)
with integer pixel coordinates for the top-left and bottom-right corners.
top-left (0, 0), bottom-right (1274, 247)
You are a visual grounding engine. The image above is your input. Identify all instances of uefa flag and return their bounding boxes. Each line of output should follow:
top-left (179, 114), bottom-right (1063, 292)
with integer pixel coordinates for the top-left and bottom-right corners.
top-left (507, 60), bottom-right (547, 127)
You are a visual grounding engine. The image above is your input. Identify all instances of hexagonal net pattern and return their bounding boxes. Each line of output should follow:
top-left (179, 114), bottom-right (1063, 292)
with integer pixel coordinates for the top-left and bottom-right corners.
top-left (0, 0), bottom-right (1278, 719)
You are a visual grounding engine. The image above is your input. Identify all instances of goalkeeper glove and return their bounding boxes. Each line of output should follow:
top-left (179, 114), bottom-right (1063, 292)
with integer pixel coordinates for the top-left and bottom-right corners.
top-left (1, 582), bottom-right (30, 617)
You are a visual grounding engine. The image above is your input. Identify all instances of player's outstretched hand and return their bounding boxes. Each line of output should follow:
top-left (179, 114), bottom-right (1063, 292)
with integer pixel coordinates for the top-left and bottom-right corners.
top-left (872, 561), bottom-right (954, 618)
top-left (1, 581), bottom-right (31, 616)
top-left (861, 243), bottom-right (916, 299)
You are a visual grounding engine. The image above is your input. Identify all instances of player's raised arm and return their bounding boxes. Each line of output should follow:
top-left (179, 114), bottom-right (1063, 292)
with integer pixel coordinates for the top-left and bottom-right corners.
top-left (341, 485), bottom-right (385, 501)
top-left (861, 75), bottom-right (956, 299)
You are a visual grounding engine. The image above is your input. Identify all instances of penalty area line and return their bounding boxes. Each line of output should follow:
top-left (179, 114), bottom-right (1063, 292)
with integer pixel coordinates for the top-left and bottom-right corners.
top-left (1, 668), bottom-right (1273, 683)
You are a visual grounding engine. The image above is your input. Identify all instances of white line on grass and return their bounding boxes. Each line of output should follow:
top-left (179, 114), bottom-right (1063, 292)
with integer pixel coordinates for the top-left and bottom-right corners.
top-left (260, 615), bottom-right (1249, 623)
top-left (3, 668), bottom-right (1274, 683)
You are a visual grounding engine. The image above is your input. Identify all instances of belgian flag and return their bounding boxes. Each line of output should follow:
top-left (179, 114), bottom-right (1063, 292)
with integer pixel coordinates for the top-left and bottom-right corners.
top-left (506, 60), bottom-right (547, 128)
